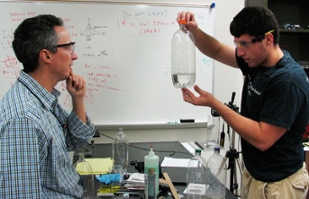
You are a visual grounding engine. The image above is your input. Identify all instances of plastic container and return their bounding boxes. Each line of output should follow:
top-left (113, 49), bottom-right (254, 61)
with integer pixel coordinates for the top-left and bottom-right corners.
top-left (206, 146), bottom-right (227, 199)
top-left (171, 19), bottom-right (196, 88)
top-left (144, 146), bottom-right (159, 198)
top-left (74, 152), bottom-right (95, 199)
top-left (112, 128), bottom-right (129, 179)
top-left (185, 149), bottom-right (208, 199)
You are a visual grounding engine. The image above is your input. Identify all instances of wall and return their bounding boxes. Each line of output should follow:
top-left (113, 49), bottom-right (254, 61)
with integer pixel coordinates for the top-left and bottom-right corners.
top-left (95, 0), bottom-right (245, 145)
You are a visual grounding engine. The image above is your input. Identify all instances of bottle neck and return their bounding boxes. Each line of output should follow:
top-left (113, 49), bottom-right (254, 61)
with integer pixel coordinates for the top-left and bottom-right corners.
top-left (179, 24), bottom-right (186, 29)
top-left (78, 153), bottom-right (86, 161)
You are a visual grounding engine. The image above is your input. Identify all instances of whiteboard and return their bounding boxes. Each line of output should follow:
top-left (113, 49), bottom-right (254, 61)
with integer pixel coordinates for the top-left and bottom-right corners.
top-left (0, 0), bottom-right (214, 126)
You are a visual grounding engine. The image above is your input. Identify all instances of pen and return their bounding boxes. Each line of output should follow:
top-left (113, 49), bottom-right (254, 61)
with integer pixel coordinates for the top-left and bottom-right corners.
top-left (195, 141), bottom-right (205, 150)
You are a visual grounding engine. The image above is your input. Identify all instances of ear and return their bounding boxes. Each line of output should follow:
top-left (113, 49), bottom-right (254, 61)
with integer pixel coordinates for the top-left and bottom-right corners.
top-left (39, 49), bottom-right (52, 64)
top-left (266, 32), bottom-right (274, 44)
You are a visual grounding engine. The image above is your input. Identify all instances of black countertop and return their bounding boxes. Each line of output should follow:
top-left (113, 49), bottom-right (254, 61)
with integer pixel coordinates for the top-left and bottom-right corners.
top-left (85, 141), bottom-right (238, 199)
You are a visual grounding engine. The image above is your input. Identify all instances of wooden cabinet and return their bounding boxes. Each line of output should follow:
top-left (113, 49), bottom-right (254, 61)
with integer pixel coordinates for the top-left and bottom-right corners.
top-left (246, 0), bottom-right (309, 70)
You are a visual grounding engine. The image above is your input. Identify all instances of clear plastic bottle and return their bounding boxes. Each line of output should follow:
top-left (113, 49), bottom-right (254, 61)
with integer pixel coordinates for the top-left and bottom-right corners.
top-left (144, 146), bottom-right (159, 199)
top-left (185, 149), bottom-right (208, 199)
top-left (112, 128), bottom-right (129, 179)
top-left (206, 146), bottom-right (227, 199)
top-left (171, 19), bottom-right (196, 88)
top-left (74, 152), bottom-right (95, 199)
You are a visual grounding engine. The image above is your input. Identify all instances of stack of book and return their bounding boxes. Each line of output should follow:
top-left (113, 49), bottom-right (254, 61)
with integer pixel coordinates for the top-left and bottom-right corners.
top-left (97, 173), bottom-right (146, 198)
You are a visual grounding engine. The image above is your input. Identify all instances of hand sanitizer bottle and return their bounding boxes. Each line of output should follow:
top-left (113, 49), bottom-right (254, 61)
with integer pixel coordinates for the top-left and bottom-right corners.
top-left (144, 146), bottom-right (159, 199)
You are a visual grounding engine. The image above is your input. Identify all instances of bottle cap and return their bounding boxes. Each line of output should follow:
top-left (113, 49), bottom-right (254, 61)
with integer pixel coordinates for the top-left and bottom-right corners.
top-left (195, 148), bottom-right (202, 155)
top-left (149, 146), bottom-right (155, 155)
top-left (179, 20), bottom-right (187, 25)
top-left (214, 145), bottom-right (220, 152)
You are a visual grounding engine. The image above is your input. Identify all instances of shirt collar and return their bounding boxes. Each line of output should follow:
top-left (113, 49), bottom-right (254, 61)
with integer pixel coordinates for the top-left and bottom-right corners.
top-left (18, 70), bottom-right (61, 111)
top-left (276, 50), bottom-right (289, 67)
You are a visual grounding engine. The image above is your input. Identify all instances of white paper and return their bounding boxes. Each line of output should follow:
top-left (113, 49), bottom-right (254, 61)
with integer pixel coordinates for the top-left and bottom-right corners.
top-left (160, 156), bottom-right (191, 168)
top-left (127, 173), bottom-right (146, 184)
top-left (184, 183), bottom-right (208, 195)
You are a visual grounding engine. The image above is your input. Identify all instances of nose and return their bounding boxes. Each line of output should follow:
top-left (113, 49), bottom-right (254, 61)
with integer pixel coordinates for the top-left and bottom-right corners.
top-left (72, 51), bottom-right (78, 60)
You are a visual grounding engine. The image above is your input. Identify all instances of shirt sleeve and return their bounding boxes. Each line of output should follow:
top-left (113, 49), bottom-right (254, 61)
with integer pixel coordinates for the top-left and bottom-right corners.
top-left (65, 111), bottom-right (95, 151)
top-left (0, 118), bottom-right (42, 198)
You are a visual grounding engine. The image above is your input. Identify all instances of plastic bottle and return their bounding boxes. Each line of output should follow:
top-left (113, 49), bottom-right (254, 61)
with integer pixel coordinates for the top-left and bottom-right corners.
top-left (112, 128), bottom-right (129, 179)
top-left (74, 152), bottom-right (95, 199)
top-left (171, 19), bottom-right (196, 88)
top-left (185, 149), bottom-right (208, 199)
top-left (206, 145), bottom-right (227, 199)
top-left (144, 146), bottom-right (159, 199)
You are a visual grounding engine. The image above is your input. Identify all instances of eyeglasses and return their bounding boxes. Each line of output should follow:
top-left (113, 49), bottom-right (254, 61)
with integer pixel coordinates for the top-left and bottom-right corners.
top-left (55, 42), bottom-right (75, 55)
top-left (234, 30), bottom-right (275, 49)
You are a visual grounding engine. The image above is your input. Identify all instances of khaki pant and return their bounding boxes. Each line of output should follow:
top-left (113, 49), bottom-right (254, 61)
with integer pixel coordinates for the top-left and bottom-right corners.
top-left (241, 162), bottom-right (309, 199)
